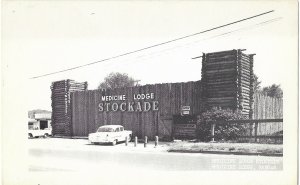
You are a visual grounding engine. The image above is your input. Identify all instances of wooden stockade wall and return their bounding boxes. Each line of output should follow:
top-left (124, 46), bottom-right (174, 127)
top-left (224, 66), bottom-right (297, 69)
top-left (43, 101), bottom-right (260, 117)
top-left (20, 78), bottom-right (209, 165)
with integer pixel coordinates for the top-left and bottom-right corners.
top-left (51, 80), bottom-right (88, 136)
top-left (253, 93), bottom-right (283, 135)
top-left (71, 81), bottom-right (202, 139)
top-left (50, 49), bottom-right (283, 139)
top-left (201, 49), bottom-right (254, 117)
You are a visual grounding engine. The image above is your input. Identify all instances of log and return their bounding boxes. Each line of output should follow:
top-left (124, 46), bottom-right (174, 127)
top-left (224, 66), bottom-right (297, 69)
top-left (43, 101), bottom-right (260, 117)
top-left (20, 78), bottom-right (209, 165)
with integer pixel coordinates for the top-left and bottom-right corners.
top-left (206, 90), bottom-right (238, 94)
top-left (51, 88), bottom-right (67, 92)
top-left (207, 93), bottom-right (236, 98)
top-left (240, 52), bottom-right (251, 58)
top-left (239, 82), bottom-right (251, 89)
top-left (206, 81), bottom-right (237, 85)
top-left (207, 103), bottom-right (237, 107)
top-left (204, 75), bottom-right (236, 80)
top-left (206, 50), bottom-right (236, 57)
top-left (203, 60), bottom-right (236, 66)
top-left (205, 70), bottom-right (236, 75)
top-left (205, 59), bottom-right (236, 64)
top-left (239, 60), bottom-right (251, 67)
top-left (207, 100), bottom-right (236, 104)
top-left (52, 82), bottom-right (67, 86)
top-left (204, 64), bottom-right (237, 71)
top-left (206, 69), bottom-right (236, 75)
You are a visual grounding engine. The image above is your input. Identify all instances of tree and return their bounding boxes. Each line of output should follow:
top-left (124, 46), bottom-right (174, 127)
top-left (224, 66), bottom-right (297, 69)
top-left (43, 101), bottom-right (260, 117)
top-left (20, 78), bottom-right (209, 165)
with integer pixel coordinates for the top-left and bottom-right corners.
top-left (252, 74), bottom-right (283, 98)
top-left (262, 84), bottom-right (283, 98)
top-left (197, 107), bottom-right (248, 141)
top-left (98, 72), bottom-right (136, 89)
top-left (253, 74), bottom-right (262, 93)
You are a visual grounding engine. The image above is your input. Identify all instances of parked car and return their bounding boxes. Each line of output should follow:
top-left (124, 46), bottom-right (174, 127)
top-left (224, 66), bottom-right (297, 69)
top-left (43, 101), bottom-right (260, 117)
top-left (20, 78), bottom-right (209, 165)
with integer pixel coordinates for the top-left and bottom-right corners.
top-left (28, 128), bottom-right (52, 138)
top-left (88, 125), bottom-right (132, 145)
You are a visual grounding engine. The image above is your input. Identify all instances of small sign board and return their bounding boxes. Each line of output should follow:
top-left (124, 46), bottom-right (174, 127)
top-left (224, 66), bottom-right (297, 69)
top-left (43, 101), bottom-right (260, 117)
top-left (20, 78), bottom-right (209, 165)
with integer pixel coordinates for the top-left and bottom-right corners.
top-left (182, 110), bottom-right (190, 115)
top-left (181, 106), bottom-right (190, 115)
top-left (181, 106), bottom-right (190, 111)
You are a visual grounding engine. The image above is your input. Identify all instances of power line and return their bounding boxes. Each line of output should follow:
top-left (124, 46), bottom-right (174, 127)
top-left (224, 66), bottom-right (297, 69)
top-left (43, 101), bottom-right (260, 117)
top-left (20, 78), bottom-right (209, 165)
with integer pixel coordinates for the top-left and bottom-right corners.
top-left (137, 17), bottom-right (282, 61)
top-left (30, 10), bottom-right (274, 79)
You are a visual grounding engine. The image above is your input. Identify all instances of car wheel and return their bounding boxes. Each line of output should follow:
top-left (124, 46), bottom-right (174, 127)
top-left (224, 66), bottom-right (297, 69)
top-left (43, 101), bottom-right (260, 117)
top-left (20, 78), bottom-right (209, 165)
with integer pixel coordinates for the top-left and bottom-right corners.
top-left (112, 140), bottom-right (117, 146)
top-left (28, 133), bottom-right (33, 138)
top-left (44, 133), bottom-right (49, 138)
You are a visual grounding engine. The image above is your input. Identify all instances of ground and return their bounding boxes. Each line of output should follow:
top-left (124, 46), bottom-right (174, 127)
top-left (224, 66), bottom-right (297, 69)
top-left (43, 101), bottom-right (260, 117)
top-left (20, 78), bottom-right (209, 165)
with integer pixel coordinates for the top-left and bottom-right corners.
top-left (167, 141), bottom-right (283, 156)
top-left (28, 138), bottom-right (282, 172)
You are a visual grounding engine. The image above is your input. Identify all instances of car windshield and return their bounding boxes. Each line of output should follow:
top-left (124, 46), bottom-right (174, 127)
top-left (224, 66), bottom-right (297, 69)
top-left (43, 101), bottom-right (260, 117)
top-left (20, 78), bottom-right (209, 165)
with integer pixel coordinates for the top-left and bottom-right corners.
top-left (97, 127), bottom-right (115, 132)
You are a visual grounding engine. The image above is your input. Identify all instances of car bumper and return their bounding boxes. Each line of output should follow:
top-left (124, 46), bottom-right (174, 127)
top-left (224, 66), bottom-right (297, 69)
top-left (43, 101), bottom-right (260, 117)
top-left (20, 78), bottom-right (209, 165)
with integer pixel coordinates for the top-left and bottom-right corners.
top-left (88, 137), bottom-right (115, 143)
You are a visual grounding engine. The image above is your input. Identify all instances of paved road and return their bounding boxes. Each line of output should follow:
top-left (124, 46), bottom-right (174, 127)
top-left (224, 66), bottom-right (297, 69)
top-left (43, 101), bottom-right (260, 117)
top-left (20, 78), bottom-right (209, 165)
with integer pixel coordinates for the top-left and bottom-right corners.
top-left (28, 138), bottom-right (282, 172)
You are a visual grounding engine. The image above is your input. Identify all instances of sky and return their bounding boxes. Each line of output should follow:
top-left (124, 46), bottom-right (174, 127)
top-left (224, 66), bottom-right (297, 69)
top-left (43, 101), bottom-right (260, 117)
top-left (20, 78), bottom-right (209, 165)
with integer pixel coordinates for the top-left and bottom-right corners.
top-left (2, 0), bottom-right (298, 111)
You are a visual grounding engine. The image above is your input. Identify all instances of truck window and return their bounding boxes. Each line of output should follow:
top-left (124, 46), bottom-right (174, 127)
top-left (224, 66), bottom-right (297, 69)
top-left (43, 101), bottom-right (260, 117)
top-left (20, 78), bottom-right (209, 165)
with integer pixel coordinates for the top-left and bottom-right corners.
top-left (115, 127), bottom-right (120, 132)
top-left (28, 123), bottom-right (34, 130)
top-left (40, 120), bottom-right (48, 130)
top-left (120, 127), bottom-right (124, 131)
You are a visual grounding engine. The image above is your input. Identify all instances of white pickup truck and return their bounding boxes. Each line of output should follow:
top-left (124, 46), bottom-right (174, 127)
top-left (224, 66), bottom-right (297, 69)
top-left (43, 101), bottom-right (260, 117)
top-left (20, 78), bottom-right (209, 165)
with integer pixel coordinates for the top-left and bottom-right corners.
top-left (88, 125), bottom-right (132, 145)
top-left (28, 128), bottom-right (52, 138)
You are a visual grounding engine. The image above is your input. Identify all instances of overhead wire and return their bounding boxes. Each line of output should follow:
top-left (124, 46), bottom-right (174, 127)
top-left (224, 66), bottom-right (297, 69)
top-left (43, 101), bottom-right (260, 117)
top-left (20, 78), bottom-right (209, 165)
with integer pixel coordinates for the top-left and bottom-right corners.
top-left (125, 17), bottom-right (282, 63)
top-left (30, 10), bottom-right (274, 79)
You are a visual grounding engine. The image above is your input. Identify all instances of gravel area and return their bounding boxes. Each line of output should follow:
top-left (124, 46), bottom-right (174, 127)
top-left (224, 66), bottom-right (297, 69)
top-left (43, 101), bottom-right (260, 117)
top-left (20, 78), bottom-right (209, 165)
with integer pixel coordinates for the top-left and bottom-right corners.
top-left (28, 137), bottom-right (169, 153)
top-left (28, 137), bottom-right (283, 156)
top-left (167, 141), bottom-right (283, 155)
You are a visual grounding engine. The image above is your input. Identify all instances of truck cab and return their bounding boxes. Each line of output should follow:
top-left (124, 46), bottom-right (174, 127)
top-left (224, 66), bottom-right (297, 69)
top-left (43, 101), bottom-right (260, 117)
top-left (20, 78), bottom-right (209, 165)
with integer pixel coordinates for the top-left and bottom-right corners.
top-left (28, 118), bottom-right (52, 138)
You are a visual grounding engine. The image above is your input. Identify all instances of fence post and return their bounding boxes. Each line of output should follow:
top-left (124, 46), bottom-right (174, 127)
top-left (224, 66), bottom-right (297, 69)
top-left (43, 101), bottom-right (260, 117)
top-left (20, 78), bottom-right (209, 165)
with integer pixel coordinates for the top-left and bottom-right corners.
top-left (254, 121), bottom-right (258, 142)
top-left (249, 122), bottom-right (254, 143)
top-left (249, 122), bottom-right (253, 137)
top-left (144, 136), bottom-right (148, 148)
top-left (211, 123), bottom-right (215, 142)
top-left (134, 136), bottom-right (138, 147)
top-left (155, 136), bottom-right (159, 147)
top-left (125, 136), bottom-right (128, 146)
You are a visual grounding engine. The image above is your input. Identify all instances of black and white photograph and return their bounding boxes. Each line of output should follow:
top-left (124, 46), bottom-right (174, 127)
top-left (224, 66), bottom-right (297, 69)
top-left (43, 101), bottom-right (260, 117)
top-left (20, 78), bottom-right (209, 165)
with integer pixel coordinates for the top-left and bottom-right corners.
top-left (1, 0), bottom-right (298, 185)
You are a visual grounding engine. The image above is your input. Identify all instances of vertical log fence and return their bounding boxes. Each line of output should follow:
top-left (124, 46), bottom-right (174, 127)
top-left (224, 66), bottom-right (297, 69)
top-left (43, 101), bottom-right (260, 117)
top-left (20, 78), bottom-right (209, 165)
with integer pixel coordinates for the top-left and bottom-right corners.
top-left (209, 119), bottom-right (283, 143)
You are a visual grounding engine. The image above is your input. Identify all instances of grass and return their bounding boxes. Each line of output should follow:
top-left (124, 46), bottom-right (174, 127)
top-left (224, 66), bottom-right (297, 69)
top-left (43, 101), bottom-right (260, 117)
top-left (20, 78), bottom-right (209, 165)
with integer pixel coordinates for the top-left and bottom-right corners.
top-left (167, 142), bottom-right (283, 155)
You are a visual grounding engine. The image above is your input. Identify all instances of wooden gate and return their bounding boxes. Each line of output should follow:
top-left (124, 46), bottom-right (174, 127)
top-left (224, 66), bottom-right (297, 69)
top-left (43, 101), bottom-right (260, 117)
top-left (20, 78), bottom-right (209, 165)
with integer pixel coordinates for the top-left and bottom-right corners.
top-left (173, 115), bottom-right (197, 139)
top-left (158, 116), bottom-right (173, 141)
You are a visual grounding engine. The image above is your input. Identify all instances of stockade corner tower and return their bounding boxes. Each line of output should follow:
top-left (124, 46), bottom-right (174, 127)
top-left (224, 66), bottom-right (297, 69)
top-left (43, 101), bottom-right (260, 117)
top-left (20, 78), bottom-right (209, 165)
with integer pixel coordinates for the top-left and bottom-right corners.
top-left (51, 79), bottom-right (88, 137)
top-left (201, 49), bottom-right (254, 118)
